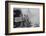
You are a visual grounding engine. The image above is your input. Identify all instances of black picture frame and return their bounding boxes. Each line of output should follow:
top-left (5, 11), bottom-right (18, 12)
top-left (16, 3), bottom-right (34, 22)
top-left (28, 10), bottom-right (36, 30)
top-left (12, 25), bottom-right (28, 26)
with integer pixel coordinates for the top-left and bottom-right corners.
top-left (5, 1), bottom-right (45, 35)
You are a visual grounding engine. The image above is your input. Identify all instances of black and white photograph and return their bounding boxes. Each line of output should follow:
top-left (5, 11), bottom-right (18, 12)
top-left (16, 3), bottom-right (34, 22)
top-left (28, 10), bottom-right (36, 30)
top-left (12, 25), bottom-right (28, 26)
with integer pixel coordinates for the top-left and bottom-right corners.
top-left (13, 8), bottom-right (40, 28)
top-left (5, 1), bottom-right (45, 35)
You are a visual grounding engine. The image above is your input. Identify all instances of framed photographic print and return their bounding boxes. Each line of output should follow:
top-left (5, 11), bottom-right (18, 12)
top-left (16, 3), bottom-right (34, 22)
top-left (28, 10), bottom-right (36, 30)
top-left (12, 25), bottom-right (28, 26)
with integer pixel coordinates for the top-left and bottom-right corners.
top-left (5, 1), bottom-right (45, 35)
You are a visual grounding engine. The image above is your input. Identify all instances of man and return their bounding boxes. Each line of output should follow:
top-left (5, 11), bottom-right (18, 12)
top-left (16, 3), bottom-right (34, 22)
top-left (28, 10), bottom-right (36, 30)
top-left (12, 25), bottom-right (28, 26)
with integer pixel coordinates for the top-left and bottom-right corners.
top-left (14, 9), bottom-right (32, 28)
